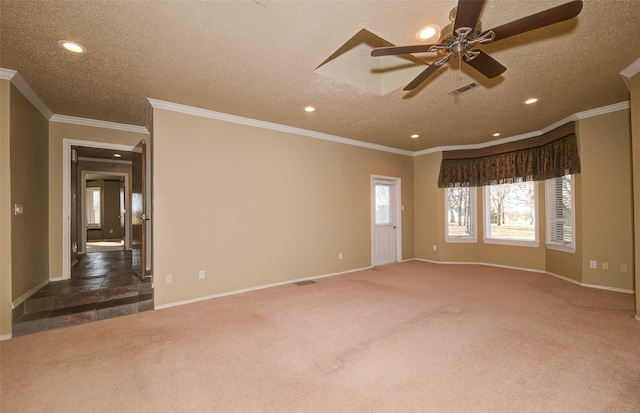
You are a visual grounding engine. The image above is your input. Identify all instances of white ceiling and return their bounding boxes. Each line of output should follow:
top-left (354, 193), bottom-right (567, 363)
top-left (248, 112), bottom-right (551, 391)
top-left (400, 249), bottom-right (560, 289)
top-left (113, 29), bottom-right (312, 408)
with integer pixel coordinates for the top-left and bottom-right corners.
top-left (1, 0), bottom-right (639, 151)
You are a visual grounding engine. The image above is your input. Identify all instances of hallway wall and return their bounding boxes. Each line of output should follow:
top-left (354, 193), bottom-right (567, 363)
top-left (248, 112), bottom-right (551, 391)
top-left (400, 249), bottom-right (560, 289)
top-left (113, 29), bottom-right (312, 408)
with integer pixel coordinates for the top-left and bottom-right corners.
top-left (0, 80), bottom-right (49, 337)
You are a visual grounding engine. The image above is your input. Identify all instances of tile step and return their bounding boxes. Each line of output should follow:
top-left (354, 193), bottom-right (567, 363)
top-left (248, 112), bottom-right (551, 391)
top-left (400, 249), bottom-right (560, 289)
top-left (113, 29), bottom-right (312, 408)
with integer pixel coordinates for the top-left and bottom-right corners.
top-left (12, 295), bottom-right (154, 337)
top-left (22, 284), bottom-right (152, 314)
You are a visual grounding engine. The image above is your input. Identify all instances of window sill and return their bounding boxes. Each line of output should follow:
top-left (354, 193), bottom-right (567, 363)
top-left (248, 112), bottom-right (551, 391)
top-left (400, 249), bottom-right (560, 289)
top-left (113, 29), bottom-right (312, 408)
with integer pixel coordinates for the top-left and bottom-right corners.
top-left (445, 237), bottom-right (478, 244)
top-left (483, 238), bottom-right (540, 248)
top-left (546, 243), bottom-right (576, 253)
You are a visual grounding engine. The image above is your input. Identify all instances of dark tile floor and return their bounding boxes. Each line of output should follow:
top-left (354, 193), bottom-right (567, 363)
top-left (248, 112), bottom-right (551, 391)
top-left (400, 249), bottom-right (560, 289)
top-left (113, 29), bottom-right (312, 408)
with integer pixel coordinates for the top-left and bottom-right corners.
top-left (12, 250), bottom-right (153, 337)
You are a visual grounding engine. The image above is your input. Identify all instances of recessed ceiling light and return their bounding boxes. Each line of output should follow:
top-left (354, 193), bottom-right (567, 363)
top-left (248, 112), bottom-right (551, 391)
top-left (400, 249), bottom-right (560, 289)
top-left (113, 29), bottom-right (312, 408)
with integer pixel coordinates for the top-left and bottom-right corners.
top-left (524, 98), bottom-right (539, 105)
top-left (304, 106), bottom-right (316, 112)
top-left (57, 40), bottom-right (87, 54)
top-left (113, 153), bottom-right (122, 158)
top-left (493, 133), bottom-right (501, 137)
top-left (416, 24), bottom-right (440, 41)
top-left (411, 134), bottom-right (419, 139)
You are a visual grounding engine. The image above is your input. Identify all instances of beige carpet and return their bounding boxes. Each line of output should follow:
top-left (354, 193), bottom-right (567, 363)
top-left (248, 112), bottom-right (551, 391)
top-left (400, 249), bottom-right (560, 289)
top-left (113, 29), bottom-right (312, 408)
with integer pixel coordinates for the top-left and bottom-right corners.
top-left (2, 261), bottom-right (639, 412)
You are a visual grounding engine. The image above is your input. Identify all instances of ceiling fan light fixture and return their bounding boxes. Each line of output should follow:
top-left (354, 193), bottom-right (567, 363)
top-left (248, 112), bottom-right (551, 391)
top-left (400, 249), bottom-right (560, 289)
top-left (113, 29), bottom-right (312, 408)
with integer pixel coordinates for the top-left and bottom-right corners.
top-left (57, 40), bottom-right (87, 54)
top-left (416, 24), bottom-right (440, 41)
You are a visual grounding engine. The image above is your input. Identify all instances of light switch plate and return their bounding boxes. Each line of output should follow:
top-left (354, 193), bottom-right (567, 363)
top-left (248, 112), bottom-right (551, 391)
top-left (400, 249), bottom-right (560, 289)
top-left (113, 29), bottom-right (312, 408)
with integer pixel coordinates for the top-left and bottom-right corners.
top-left (14, 204), bottom-right (24, 215)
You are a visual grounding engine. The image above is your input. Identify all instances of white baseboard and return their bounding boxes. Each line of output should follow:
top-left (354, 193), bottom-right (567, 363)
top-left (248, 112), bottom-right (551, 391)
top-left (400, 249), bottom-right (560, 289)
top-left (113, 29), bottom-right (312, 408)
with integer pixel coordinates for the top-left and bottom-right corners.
top-left (12, 279), bottom-right (50, 309)
top-left (546, 271), bottom-right (635, 294)
top-left (636, 315), bottom-right (640, 322)
top-left (413, 258), bottom-right (546, 274)
top-left (0, 333), bottom-right (12, 341)
top-left (414, 259), bottom-right (635, 294)
top-left (155, 265), bottom-right (373, 310)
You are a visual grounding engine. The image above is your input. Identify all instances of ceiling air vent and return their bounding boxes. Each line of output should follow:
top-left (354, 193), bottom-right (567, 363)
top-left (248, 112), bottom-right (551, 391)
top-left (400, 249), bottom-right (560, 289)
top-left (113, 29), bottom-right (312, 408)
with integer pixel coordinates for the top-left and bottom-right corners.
top-left (448, 82), bottom-right (479, 96)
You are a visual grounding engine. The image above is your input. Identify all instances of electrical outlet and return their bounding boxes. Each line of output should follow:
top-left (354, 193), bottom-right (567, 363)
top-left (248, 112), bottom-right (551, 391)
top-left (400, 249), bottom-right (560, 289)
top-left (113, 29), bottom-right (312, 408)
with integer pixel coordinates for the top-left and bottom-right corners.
top-left (589, 260), bottom-right (597, 269)
top-left (166, 274), bottom-right (172, 284)
top-left (338, 252), bottom-right (343, 260)
top-left (620, 264), bottom-right (628, 273)
top-left (602, 262), bottom-right (609, 270)
top-left (433, 245), bottom-right (438, 251)
top-left (198, 270), bottom-right (205, 279)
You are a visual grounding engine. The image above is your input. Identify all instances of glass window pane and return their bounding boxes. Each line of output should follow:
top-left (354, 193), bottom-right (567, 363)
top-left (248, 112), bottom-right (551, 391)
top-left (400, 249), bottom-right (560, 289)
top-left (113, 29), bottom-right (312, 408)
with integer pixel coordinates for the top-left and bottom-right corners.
top-left (375, 184), bottom-right (391, 225)
top-left (486, 182), bottom-right (536, 242)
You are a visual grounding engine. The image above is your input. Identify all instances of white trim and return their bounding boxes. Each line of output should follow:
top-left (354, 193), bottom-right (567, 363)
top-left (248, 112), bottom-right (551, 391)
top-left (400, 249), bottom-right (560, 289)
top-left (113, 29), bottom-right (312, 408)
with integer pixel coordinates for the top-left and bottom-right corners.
top-left (636, 315), bottom-right (640, 322)
top-left (155, 265), bottom-right (373, 310)
top-left (414, 101), bottom-right (630, 156)
top-left (1, 69), bottom-right (53, 119)
top-left (620, 57), bottom-right (640, 90)
top-left (0, 333), bottom-right (12, 341)
top-left (11, 279), bottom-right (49, 309)
top-left (573, 101), bottom-right (630, 120)
top-left (50, 114), bottom-right (148, 134)
top-left (0, 68), bottom-right (16, 80)
top-left (147, 98), bottom-right (413, 156)
top-left (78, 157), bottom-right (132, 165)
top-left (62, 139), bottom-right (136, 279)
top-left (413, 258), bottom-right (545, 273)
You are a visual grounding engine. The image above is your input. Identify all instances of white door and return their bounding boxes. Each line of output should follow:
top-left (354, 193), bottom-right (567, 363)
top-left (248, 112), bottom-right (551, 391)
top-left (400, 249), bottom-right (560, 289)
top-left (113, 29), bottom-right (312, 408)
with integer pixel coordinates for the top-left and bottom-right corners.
top-left (372, 178), bottom-right (398, 266)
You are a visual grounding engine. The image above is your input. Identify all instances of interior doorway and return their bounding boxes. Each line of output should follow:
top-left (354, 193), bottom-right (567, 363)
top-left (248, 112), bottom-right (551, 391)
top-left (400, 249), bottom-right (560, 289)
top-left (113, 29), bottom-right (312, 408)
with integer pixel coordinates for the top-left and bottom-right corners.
top-left (63, 139), bottom-right (138, 280)
top-left (80, 170), bottom-right (129, 253)
top-left (371, 175), bottom-right (403, 266)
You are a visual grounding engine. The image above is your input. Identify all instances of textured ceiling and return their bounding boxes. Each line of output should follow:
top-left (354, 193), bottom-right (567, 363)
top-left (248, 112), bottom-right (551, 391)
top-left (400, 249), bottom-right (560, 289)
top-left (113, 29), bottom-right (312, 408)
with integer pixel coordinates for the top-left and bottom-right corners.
top-left (1, 0), bottom-right (639, 152)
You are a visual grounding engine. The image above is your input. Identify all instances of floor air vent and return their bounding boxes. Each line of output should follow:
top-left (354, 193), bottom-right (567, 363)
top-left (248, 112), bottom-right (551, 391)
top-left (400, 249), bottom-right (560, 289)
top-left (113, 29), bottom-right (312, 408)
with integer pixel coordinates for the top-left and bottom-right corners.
top-left (295, 280), bottom-right (316, 286)
top-left (448, 82), bottom-right (479, 96)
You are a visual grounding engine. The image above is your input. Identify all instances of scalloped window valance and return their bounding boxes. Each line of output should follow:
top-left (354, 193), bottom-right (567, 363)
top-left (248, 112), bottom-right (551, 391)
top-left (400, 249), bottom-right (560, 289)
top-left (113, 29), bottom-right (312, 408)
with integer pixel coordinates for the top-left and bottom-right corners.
top-left (438, 122), bottom-right (580, 188)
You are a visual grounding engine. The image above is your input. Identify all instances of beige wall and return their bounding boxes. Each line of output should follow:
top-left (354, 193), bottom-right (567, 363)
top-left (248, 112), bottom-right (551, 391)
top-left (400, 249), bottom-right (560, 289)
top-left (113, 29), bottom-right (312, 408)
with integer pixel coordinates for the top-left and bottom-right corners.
top-left (414, 110), bottom-right (634, 292)
top-left (48, 122), bottom-right (148, 278)
top-left (414, 151), bottom-right (546, 270)
top-left (579, 110), bottom-right (634, 290)
top-left (631, 72), bottom-right (640, 318)
top-left (152, 108), bottom-right (414, 306)
top-left (1, 80), bottom-right (12, 337)
top-left (9, 83), bottom-right (50, 301)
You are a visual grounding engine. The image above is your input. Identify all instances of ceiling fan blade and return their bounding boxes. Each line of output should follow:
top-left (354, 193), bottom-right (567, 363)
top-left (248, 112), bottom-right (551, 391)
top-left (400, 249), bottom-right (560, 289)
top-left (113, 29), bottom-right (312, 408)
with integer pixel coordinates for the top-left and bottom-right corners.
top-left (371, 44), bottom-right (437, 57)
top-left (454, 0), bottom-right (486, 32)
top-left (488, 0), bottom-right (583, 42)
top-left (403, 63), bottom-right (442, 91)
top-left (464, 50), bottom-right (506, 78)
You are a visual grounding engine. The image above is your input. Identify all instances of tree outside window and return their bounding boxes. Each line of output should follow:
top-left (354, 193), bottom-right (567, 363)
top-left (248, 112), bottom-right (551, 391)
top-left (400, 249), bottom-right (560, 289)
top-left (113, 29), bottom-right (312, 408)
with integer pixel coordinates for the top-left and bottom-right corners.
top-left (485, 181), bottom-right (537, 243)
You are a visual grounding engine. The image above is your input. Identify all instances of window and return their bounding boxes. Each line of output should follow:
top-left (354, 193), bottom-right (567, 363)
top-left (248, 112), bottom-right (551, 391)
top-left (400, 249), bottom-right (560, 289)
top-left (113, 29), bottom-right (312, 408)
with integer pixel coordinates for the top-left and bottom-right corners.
top-left (86, 187), bottom-right (101, 228)
top-left (375, 183), bottom-right (393, 225)
top-left (546, 175), bottom-right (575, 252)
top-left (445, 187), bottom-right (476, 242)
top-left (484, 181), bottom-right (538, 246)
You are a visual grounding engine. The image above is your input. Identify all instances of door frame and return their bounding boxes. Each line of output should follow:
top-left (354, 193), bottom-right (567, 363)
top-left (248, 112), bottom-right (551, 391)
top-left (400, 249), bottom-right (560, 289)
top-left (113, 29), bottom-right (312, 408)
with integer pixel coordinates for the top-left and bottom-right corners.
top-left (370, 175), bottom-right (403, 266)
top-left (62, 139), bottom-right (135, 280)
top-left (79, 170), bottom-right (130, 254)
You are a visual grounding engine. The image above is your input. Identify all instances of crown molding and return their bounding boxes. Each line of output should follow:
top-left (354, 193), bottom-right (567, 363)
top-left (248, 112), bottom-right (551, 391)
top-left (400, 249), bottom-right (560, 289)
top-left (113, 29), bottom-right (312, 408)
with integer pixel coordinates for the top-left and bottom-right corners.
top-left (620, 57), bottom-right (640, 90)
top-left (147, 98), bottom-right (413, 156)
top-left (1, 68), bottom-right (53, 119)
top-left (0, 68), bottom-right (17, 80)
top-left (414, 101), bottom-right (630, 157)
top-left (50, 114), bottom-right (149, 134)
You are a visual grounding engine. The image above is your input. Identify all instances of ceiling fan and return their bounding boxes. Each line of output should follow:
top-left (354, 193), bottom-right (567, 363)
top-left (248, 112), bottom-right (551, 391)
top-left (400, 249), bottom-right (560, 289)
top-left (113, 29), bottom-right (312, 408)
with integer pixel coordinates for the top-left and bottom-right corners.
top-left (371, 0), bottom-right (583, 90)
